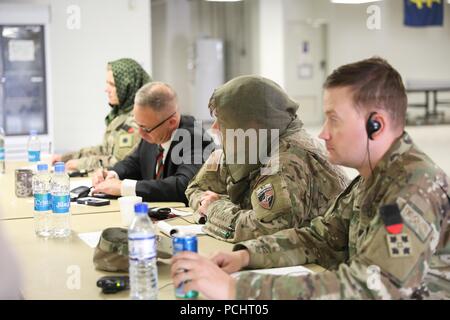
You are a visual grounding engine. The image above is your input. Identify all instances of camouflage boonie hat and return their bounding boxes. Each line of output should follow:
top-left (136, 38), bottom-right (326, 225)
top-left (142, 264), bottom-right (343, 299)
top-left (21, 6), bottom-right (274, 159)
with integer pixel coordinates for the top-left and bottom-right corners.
top-left (93, 228), bottom-right (129, 272)
top-left (93, 228), bottom-right (174, 272)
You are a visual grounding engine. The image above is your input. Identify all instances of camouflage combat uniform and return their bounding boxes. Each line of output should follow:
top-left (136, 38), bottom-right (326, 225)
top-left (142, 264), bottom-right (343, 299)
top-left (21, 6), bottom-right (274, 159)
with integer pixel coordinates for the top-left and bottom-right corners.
top-left (233, 132), bottom-right (450, 299)
top-left (185, 75), bottom-right (348, 243)
top-left (61, 58), bottom-right (151, 171)
top-left (61, 112), bottom-right (140, 171)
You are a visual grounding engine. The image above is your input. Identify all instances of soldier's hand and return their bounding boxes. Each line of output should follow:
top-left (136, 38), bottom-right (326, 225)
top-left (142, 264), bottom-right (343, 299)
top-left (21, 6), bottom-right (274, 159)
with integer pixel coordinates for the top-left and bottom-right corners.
top-left (51, 154), bottom-right (62, 164)
top-left (171, 251), bottom-right (236, 300)
top-left (198, 191), bottom-right (220, 215)
top-left (210, 250), bottom-right (250, 274)
top-left (65, 159), bottom-right (79, 171)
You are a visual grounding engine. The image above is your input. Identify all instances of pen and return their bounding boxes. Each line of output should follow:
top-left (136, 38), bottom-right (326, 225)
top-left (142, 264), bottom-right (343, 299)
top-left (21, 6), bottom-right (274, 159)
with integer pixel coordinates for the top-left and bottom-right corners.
top-left (98, 159), bottom-right (107, 181)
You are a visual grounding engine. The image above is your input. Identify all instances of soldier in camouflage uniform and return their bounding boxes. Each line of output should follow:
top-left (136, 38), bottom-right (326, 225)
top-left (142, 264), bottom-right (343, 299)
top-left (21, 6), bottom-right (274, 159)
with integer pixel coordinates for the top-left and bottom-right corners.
top-left (185, 75), bottom-right (348, 243)
top-left (171, 58), bottom-right (450, 300)
top-left (53, 58), bottom-right (151, 171)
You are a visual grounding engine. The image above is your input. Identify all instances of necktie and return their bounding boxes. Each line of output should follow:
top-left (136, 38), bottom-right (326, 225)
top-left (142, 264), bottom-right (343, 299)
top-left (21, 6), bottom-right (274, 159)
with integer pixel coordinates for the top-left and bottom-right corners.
top-left (155, 145), bottom-right (164, 179)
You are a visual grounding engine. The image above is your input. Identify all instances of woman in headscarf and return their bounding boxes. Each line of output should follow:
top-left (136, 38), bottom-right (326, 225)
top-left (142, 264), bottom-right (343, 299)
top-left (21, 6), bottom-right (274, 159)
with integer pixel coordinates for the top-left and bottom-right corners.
top-left (52, 58), bottom-right (152, 171)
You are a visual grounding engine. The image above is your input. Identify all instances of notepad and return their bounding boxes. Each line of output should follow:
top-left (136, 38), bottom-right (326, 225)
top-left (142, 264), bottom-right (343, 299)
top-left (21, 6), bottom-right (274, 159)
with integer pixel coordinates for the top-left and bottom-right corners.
top-left (231, 265), bottom-right (314, 278)
top-left (156, 221), bottom-right (205, 237)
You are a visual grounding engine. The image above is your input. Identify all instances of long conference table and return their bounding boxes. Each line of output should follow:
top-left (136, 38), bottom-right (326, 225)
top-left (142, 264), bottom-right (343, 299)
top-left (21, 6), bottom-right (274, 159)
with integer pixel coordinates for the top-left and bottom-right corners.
top-left (0, 161), bottom-right (323, 300)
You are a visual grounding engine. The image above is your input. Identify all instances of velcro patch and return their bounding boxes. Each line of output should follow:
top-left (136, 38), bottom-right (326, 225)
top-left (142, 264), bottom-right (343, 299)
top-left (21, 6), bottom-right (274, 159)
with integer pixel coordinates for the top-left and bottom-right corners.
top-left (256, 183), bottom-right (274, 210)
top-left (400, 204), bottom-right (432, 243)
top-left (386, 233), bottom-right (412, 258)
top-left (119, 134), bottom-right (133, 148)
top-left (379, 204), bottom-right (404, 234)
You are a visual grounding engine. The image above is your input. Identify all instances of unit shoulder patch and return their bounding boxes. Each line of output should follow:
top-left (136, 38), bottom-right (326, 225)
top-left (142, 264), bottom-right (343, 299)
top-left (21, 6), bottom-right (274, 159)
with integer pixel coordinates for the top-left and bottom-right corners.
top-left (256, 183), bottom-right (275, 210)
top-left (119, 134), bottom-right (134, 148)
top-left (386, 233), bottom-right (412, 258)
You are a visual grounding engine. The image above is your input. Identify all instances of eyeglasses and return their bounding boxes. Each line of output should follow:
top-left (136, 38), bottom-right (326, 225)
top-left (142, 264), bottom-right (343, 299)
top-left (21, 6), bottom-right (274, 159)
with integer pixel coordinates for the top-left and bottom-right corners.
top-left (138, 111), bottom-right (177, 134)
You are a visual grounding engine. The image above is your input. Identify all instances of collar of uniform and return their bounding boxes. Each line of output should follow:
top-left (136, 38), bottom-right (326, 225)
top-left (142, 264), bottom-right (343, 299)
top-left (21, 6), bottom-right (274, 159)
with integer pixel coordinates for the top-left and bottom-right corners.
top-left (360, 131), bottom-right (413, 187)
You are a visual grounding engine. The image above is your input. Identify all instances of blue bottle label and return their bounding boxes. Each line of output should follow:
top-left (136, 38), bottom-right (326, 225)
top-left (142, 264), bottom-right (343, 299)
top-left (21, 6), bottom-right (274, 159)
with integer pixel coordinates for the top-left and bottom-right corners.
top-left (34, 193), bottom-right (51, 211)
top-left (0, 147), bottom-right (4, 161)
top-left (28, 150), bottom-right (41, 162)
top-left (128, 235), bottom-right (156, 260)
top-left (52, 195), bottom-right (70, 213)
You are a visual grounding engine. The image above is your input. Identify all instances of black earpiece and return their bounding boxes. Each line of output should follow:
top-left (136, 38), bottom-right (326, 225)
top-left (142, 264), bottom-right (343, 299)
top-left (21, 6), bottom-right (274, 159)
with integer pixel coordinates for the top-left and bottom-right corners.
top-left (366, 112), bottom-right (381, 140)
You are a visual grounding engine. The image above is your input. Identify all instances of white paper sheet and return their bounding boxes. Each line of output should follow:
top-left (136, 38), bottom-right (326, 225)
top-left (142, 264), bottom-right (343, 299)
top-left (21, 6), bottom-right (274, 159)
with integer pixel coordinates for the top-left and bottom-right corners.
top-left (9, 40), bottom-right (35, 61)
top-left (231, 265), bottom-right (313, 278)
top-left (156, 221), bottom-right (205, 237)
top-left (78, 231), bottom-right (102, 248)
top-left (170, 208), bottom-right (193, 217)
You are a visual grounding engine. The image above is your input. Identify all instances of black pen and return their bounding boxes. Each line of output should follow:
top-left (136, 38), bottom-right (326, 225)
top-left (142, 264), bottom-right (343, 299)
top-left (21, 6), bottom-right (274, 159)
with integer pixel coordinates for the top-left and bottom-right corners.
top-left (98, 159), bottom-right (107, 180)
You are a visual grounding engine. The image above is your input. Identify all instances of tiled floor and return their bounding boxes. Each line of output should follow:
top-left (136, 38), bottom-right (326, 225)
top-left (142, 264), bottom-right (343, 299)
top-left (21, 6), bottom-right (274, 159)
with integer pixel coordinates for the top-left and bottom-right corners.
top-left (304, 124), bottom-right (450, 179)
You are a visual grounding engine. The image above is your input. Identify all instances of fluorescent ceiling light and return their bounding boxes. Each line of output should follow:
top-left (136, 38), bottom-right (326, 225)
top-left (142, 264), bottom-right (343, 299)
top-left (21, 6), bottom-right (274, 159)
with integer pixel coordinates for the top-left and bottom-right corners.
top-left (332, 0), bottom-right (382, 3)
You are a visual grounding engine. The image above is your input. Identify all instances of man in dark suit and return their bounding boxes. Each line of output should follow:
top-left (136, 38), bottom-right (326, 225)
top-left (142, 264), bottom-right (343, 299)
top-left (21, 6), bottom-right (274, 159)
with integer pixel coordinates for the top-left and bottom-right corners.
top-left (92, 82), bottom-right (213, 204)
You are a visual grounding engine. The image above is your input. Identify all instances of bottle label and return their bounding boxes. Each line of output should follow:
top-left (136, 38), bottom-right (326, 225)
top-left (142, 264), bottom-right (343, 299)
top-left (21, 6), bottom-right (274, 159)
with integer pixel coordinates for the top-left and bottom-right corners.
top-left (34, 193), bottom-right (51, 211)
top-left (52, 195), bottom-right (70, 213)
top-left (128, 235), bottom-right (156, 260)
top-left (0, 147), bottom-right (4, 161)
top-left (28, 150), bottom-right (41, 162)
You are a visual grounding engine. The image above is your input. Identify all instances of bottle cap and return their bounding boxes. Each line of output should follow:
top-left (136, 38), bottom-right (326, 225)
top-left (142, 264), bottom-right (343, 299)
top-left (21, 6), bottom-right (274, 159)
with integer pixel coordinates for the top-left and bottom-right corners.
top-left (37, 163), bottom-right (48, 172)
top-left (54, 162), bottom-right (65, 173)
top-left (134, 203), bottom-right (148, 215)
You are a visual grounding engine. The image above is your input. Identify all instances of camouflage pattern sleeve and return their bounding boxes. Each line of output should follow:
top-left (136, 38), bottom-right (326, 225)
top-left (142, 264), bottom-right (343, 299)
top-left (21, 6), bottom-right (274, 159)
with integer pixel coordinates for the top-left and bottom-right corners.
top-left (60, 145), bottom-right (103, 162)
top-left (76, 153), bottom-right (118, 172)
top-left (233, 181), bottom-right (356, 268)
top-left (108, 113), bottom-right (141, 167)
top-left (234, 179), bottom-right (448, 300)
top-left (205, 155), bottom-right (321, 243)
top-left (65, 113), bottom-right (141, 171)
top-left (185, 150), bottom-right (228, 211)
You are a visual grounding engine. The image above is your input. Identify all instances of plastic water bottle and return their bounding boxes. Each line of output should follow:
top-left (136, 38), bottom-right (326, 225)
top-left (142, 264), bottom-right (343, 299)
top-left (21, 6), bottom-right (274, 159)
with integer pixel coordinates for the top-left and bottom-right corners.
top-left (32, 163), bottom-right (52, 237)
top-left (27, 130), bottom-right (41, 163)
top-left (50, 162), bottom-right (71, 238)
top-left (0, 126), bottom-right (5, 174)
top-left (128, 203), bottom-right (158, 300)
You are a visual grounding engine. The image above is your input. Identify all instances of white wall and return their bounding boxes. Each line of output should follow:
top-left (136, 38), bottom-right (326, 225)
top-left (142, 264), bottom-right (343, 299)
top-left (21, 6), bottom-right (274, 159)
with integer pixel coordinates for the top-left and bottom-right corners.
top-left (0, 0), bottom-right (152, 154)
top-left (277, 0), bottom-right (450, 125)
top-left (283, 0), bottom-right (328, 125)
top-left (151, 0), bottom-right (257, 121)
top-left (326, 0), bottom-right (450, 80)
top-left (258, 0), bottom-right (285, 88)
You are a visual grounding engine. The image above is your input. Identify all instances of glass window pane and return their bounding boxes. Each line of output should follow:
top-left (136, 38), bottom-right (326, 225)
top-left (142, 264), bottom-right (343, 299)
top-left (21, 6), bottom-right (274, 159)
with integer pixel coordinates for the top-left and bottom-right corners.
top-left (0, 25), bottom-right (47, 136)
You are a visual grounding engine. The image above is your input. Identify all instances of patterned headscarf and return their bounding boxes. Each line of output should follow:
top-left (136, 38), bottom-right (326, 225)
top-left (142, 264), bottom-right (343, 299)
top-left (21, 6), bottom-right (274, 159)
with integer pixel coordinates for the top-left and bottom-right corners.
top-left (105, 58), bottom-right (152, 125)
top-left (209, 75), bottom-right (301, 203)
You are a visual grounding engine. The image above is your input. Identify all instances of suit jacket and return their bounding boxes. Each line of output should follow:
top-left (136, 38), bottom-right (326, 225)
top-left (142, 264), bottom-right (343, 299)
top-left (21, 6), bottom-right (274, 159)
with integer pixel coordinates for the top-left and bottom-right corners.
top-left (112, 115), bottom-right (213, 204)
